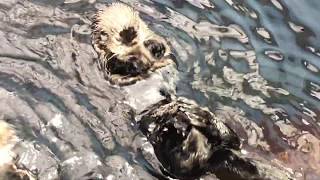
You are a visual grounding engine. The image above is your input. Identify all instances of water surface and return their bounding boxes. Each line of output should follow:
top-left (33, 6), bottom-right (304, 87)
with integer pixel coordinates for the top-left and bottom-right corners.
top-left (0, 0), bottom-right (319, 179)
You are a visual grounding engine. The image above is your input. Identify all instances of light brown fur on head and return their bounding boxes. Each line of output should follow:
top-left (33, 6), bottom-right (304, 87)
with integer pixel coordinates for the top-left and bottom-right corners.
top-left (91, 3), bottom-right (174, 85)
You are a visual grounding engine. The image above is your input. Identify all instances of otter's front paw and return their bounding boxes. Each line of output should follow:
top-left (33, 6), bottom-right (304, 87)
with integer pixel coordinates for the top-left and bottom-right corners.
top-left (144, 39), bottom-right (166, 59)
top-left (150, 59), bottom-right (174, 71)
top-left (107, 74), bottom-right (147, 86)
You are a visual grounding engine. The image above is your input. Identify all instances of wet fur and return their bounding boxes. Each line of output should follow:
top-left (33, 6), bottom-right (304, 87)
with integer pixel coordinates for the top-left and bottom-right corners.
top-left (91, 3), bottom-right (173, 85)
top-left (0, 121), bottom-right (34, 180)
top-left (138, 98), bottom-right (260, 179)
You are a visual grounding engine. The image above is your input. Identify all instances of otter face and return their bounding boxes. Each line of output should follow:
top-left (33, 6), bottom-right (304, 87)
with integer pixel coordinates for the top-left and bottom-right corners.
top-left (91, 3), bottom-right (175, 86)
top-left (114, 28), bottom-right (170, 70)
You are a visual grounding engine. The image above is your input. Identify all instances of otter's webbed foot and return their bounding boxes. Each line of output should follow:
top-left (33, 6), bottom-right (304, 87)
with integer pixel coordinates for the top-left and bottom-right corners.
top-left (209, 149), bottom-right (259, 180)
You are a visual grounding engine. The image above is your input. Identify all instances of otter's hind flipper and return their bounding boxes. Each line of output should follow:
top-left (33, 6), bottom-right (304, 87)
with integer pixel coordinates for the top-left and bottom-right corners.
top-left (209, 149), bottom-right (259, 180)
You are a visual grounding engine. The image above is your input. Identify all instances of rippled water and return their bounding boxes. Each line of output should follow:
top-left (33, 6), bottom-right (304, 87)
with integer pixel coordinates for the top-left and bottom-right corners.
top-left (138, 0), bottom-right (320, 178)
top-left (0, 0), bottom-right (319, 179)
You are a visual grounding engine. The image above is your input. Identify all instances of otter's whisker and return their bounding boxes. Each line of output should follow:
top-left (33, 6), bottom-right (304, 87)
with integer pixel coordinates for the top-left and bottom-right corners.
top-left (103, 53), bottom-right (117, 74)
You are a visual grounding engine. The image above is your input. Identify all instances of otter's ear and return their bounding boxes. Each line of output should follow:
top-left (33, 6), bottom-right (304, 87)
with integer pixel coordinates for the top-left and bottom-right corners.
top-left (119, 26), bottom-right (137, 45)
top-left (144, 40), bottom-right (166, 59)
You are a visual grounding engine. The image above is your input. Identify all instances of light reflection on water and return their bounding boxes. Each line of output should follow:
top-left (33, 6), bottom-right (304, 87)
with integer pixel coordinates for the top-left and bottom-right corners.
top-left (0, 0), bottom-right (319, 179)
top-left (130, 0), bottom-right (320, 178)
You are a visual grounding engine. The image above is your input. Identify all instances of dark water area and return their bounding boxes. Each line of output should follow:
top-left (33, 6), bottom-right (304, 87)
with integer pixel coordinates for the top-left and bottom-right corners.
top-left (0, 0), bottom-right (319, 179)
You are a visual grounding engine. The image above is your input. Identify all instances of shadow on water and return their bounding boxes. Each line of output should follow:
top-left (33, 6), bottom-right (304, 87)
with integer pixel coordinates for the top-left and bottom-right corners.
top-left (0, 0), bottom-right (319, 179)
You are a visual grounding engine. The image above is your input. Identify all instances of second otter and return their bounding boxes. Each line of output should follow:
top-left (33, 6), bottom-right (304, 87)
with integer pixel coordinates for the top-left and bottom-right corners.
top-left (0, 121), bottom-right (34, 180)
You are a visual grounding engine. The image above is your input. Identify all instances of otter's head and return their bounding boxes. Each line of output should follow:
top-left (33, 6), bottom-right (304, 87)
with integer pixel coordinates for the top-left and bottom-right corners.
top-left (107, 32), bottom-right (171, 76)
top-left (91, 3), bottom-right (174, 85)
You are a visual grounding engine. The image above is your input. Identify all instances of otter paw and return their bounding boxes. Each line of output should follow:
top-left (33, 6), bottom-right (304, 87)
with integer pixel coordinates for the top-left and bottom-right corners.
top-left (108, 74), bottom-right (146, 86)
top-left (150, 59), bottom-right (174, 71)
top-left (144, 39), bottom-right (166, 59)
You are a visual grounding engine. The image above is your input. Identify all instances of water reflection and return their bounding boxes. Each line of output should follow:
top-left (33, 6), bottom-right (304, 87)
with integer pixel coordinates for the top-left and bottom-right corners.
top-left (0, 0), bottom-right (319, 179)
top-left (128, 0), bottom-right (320, 178)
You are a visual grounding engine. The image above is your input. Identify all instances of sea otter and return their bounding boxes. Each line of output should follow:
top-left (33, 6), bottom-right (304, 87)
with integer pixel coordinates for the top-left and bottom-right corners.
top-left (91, 3), bottom-right (175, 85)
top-left (0, 121), bottom-right (34, 180)
top-left (137, 97), bottom-right (258, 179)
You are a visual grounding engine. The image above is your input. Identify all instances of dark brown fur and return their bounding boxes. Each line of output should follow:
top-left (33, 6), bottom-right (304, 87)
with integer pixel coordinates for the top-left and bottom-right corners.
top-left (137, 98), bottom-right (259, 179)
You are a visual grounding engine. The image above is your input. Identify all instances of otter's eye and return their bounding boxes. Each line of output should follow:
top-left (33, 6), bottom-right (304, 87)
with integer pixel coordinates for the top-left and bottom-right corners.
top-left (144, 40), bottom-right (166, 59)
top-left (101, 31), bottom-right (108, 36)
